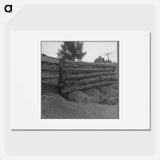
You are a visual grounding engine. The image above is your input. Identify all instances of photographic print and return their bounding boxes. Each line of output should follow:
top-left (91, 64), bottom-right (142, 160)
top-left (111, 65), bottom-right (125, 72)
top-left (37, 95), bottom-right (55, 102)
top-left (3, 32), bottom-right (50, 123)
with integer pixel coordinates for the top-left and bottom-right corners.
top-left (10, 30), bottom-right (150, 130)
top-left (41, 41), bottom-right (119, 119)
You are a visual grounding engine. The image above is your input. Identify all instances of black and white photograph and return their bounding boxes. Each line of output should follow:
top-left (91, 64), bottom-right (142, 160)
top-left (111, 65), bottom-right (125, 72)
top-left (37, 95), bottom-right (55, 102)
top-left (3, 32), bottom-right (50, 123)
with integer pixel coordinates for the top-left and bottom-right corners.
top-left (2, 2), bottom-right (156, 158)
top-left (41, 41), bottom-right (119, 119)
top-left (9, 30), bottom-right (150, 129)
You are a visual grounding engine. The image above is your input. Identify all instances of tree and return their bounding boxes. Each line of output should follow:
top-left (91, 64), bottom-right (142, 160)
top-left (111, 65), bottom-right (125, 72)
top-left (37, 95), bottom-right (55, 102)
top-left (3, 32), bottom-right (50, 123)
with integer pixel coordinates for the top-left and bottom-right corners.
top-left (94, 56), bottom-right (105, 63)
top-left (57, 41), bottom-right (86, 61)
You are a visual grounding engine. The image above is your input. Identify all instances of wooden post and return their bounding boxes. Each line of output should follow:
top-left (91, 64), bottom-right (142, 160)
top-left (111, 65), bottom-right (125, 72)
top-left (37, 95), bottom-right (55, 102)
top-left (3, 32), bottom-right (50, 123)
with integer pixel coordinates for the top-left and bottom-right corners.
top-left (59, 57), bottom-right (65, 95)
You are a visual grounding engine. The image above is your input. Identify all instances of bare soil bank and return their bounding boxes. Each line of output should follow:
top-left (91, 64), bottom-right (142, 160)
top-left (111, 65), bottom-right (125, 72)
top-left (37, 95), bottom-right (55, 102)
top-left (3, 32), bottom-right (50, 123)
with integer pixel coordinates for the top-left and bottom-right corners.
top-left (41, 84), bottom-right (119, 119)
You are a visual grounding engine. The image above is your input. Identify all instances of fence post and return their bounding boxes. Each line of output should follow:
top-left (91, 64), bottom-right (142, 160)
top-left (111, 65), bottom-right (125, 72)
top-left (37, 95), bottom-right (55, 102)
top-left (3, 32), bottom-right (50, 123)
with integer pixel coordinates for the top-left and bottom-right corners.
top-left (59, 57), bottom-right (65, 94)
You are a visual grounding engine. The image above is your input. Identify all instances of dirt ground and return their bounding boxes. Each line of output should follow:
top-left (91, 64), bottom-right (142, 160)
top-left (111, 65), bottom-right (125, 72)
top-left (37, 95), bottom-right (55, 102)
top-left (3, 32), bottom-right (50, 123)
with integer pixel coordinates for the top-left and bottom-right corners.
top-left (41, 84), bottom-right (119, 119)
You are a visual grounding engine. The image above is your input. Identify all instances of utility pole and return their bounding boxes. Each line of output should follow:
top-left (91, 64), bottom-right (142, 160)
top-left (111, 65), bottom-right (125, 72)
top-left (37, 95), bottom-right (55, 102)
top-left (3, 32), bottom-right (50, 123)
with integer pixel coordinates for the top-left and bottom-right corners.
top-left (105, 52), bottom-right (112, 62)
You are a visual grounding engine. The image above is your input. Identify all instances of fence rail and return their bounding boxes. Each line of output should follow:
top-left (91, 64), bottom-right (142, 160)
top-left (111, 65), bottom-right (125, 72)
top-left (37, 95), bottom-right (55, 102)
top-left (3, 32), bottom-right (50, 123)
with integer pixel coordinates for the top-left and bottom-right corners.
top-left (41, 56), bottom-right (60, 88)
top-left (41, 55), bottom-right (118, 94)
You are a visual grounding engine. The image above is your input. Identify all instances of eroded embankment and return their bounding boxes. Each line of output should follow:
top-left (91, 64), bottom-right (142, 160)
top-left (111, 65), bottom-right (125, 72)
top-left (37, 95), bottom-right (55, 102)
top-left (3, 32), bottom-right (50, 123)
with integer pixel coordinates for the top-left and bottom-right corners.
top-left (41, 83), bottom-right (119, 119)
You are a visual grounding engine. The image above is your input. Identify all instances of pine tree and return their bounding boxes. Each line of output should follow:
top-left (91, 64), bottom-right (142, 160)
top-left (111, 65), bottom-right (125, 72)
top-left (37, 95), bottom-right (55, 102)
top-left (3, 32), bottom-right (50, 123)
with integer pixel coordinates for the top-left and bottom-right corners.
top-left (57, 41), bottom-right (86, 61)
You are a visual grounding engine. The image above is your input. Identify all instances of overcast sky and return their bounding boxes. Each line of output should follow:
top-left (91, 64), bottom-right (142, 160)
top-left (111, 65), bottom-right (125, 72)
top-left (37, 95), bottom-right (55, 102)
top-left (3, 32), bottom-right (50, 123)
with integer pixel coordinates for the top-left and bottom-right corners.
top-left (42, 41), bottom-right (118, 62)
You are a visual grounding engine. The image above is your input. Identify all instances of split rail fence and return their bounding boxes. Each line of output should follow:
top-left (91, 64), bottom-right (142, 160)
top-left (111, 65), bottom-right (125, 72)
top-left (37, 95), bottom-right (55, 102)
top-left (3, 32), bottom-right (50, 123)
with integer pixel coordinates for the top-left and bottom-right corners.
top-left (42, 55), bottom-right (118, 94)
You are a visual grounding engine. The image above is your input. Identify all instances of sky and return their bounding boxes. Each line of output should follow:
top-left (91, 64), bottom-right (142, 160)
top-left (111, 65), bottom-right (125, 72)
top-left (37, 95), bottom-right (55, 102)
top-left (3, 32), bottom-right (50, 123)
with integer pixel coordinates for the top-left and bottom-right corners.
top-left (42, 41), bottom-right (118, 62)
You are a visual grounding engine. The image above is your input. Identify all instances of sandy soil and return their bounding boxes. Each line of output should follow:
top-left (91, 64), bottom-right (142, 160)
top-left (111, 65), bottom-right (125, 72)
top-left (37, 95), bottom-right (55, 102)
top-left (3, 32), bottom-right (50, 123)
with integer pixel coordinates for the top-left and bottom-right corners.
top-left (41, 84), bottom-right (119, 119)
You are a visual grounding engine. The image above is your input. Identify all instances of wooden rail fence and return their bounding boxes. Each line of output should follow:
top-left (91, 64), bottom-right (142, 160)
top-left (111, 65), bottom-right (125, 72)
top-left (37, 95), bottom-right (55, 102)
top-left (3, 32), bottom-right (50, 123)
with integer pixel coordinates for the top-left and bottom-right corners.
top-left (42, 55), bottom-right (118, 94)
